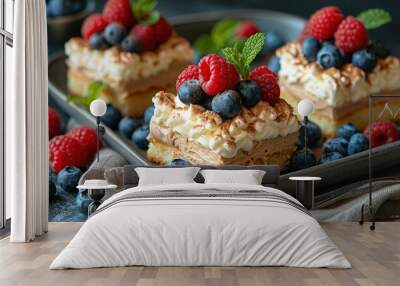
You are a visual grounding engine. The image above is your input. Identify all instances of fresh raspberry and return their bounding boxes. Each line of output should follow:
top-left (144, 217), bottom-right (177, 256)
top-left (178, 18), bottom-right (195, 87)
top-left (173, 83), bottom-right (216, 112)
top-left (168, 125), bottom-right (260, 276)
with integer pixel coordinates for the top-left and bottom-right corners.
top-left (67, 127), bottom-right (102, 159)
top-left (102, 0), bottom-right (135, 28)
top-left (335, 16), bottom-right (368, 53)
top-left (364, 121), bottom-right (399, 148)
top-left (48, 107), bottom-right (61, 138)
top-left (236, 21), bottom-right (259, 38)
top-left (131, 24), bottom-right (156, 51)
top-left (81, 14), bottom-right (108, 40)
top-left (152, 16), bottom-right (172, 44)
top-left (49, 135), bottom-right (88, 172)
top-left (51, 150), bottom-right (70, 173)
top-left (176, 65), bottom-right (200, 91)
top-left (307, 6), bottom-right (344, 41)
top-left (198, 54), bottom-right (240, 96)
top-left (249, 66), bottom-right (280, 105)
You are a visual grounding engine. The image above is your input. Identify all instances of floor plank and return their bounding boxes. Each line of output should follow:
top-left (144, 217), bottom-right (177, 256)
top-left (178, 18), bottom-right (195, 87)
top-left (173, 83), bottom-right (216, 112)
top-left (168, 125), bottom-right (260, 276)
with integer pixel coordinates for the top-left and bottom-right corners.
top-left (0, 222), bottom-right (399, 286)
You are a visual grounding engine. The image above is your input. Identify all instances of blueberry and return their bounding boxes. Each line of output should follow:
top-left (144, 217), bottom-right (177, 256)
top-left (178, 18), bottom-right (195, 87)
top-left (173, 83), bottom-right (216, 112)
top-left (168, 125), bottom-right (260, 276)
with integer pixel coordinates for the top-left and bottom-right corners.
top-left (299, 120), bottom-right (322, 148)
top-left (76, 191), bottom-right (91, 214)
top-left (352, 49), bottom-right (377, 73)
top-left (324, 138), bottom-right (348, 156)
top-left (193, 51), bottom-right (203, 64)
top-left (202, 97), bottom-right (213, 110)
top-left (267, 55), bottom-right (281, 73)
top-left (290, 148), bottom-right (317, 171)
top-left (347, 133), bottom-right (369, 155)
top-left (178, 80), bottom-right (207, 105)
top-left (100, 104), bottom-right (122, 130)
top-left (236, 80), bottom-right (262, 108)
top-left (319, 152), bottom-right (343, 164)
top-left (47, 0), bottom-right (85, 17)
top-left (211, 90), bottom-right (242, 119)
top-left (166, 159), bottom-right (191, 166)
top-left (132, 125), bottom-right (149, 150)
top-left (118, 116), bottom-right (141, 138)
top-left (264, 31), bottom-right (284, 53)
top-left (49, 180), bottom-right (57, 201)
top-left (143, 105), bottom-right (155, 125)
top-left (89, 33), bottom-right (110, 50)
top-left (104, 23), bottom-right (127, 45)
top-left (57, 166), bottom-right (82, 193)
top-left (317, 44), bottom-right (343, 69)
top-left (337, 123), bottom-right (358, 141)
top-left (340, 49), bottom-right (352, 64)
top-left (120, 34), bottom-right (141, 53)
top-left (301, 37), bottom-right (321, 61)
top-left (368, 40), bottom-right (390, 59)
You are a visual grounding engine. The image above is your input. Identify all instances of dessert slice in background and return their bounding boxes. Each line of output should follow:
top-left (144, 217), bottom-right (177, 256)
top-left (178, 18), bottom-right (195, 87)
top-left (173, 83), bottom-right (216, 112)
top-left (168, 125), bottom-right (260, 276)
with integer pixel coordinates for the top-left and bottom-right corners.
top-left (65, 0), bottom-right (193, 117)
top-left (148, 34), bottom-right (300, 168)
top-left (277, 7), bottom-right (400, 137)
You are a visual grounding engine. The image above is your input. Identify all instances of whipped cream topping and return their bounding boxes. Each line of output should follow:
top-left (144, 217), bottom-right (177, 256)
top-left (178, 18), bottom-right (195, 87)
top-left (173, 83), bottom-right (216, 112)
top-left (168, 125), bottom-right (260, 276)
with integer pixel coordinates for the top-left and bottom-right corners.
top-left (277, 42), bottom-right (400, 107)
top-left (65, 36), bottom-right (193, 85)
top-left (151, 92), bottom-right (299, 159)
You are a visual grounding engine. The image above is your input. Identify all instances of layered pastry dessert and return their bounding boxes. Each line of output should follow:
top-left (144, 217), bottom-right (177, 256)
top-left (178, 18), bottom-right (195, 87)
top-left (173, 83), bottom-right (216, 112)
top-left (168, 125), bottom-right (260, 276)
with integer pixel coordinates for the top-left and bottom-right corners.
top-left (147, 33), bottom-right (300, 168)
top-left (65, 0), bottom-right (193, 117)
top-left (148, 91), bottom-right (299, 166)
top-left (277, 7), bottom-right (400, 137)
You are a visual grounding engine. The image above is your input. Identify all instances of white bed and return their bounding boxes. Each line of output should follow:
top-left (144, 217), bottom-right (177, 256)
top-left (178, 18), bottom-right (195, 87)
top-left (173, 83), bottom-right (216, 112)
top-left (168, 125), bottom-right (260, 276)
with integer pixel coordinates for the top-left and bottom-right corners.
top-left (50, 183), bottom-right (350, 269)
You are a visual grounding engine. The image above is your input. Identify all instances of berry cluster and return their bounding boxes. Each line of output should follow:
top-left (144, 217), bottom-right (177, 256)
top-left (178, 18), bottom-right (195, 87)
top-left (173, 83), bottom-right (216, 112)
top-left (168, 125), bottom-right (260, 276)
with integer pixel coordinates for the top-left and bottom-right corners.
top-left (48, 106), bottom-right (105, 211)
top-left (176, 54), bottom-right (280, 120)
top-left (291, 119), bottom-right (400, 170)
top-left (300, 7), bottom-right (391, 73)
top-left (177, 33), bottom-right (280, 120)
top-left (81, 0), bottom-right (172, 53)
top-left (290, 121), bottom-right (373, 170)
top-left (320, 123), bottom-right (370, 164)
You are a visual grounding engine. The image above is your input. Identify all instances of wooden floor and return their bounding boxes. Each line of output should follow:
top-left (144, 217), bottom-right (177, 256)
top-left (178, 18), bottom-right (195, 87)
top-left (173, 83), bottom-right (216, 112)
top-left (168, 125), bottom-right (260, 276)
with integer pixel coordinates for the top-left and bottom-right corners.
top-left (0, 222), bottom-right (399, 286)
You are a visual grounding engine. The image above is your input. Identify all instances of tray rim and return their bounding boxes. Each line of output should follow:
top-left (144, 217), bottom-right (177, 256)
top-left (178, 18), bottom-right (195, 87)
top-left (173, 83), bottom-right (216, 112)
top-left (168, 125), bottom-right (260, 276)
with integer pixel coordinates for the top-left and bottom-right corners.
top-left (168, 9), bottom-right (307, 26)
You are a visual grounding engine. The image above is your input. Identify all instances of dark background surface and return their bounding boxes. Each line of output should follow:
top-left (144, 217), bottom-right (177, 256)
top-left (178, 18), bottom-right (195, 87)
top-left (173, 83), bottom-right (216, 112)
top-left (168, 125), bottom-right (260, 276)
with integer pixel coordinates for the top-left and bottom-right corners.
top-left (95, 0), bottom-right (400, 53)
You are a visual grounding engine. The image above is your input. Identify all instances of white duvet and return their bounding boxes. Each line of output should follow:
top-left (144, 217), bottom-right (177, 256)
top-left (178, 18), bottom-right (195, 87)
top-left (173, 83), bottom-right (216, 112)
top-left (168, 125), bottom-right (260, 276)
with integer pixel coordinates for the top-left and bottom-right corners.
top-left (50, 183), bottom-right (350, 269)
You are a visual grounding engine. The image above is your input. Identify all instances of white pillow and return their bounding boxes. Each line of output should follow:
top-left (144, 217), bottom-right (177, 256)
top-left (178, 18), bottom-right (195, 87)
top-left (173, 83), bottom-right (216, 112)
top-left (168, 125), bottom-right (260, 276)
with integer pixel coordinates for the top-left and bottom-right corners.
top-left (200, 169), bottom-right (266, 185)
top-left (135, 167), bottom-right (200, 186)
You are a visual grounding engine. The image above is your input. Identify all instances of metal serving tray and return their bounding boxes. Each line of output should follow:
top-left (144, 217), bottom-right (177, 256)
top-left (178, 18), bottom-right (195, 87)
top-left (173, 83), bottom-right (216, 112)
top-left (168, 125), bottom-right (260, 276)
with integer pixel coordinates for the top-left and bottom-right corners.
top-left (48, 10), bottom-right (400, 196)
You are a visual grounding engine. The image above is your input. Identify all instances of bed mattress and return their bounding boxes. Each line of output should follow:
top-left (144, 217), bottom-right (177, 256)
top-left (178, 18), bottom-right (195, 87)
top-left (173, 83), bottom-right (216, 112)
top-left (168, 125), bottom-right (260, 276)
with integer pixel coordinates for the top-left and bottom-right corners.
top-left (50, 183), bottom-right (350, 269)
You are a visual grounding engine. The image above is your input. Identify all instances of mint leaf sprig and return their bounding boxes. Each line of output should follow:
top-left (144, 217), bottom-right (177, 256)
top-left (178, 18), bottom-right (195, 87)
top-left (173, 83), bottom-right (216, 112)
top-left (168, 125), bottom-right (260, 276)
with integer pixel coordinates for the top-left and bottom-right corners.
top-left (131, 0), bottom-right (160, 25)
top-left (223, 32), bottom-right (265, 79)
top-left (68, 81), bottom-right (105, 110)
top-left (357, 9), bottom-right (391, 30)
top-left (194, 19), bottom-right (241, 55)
